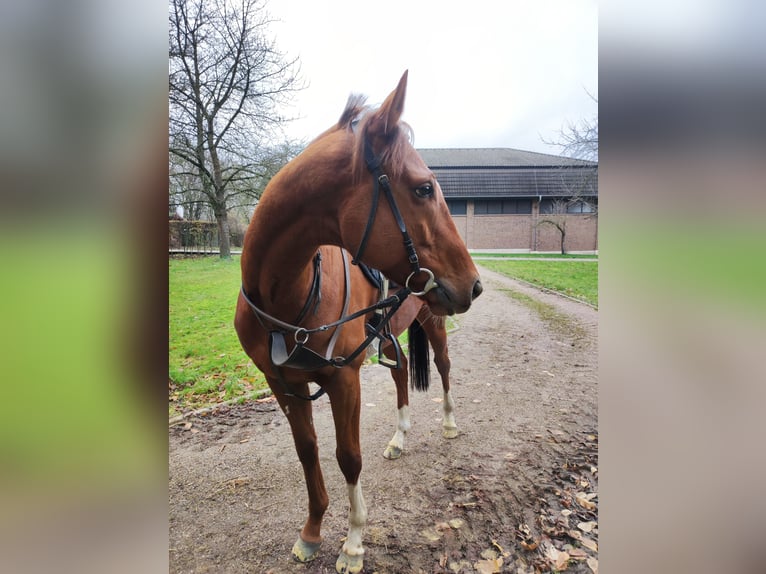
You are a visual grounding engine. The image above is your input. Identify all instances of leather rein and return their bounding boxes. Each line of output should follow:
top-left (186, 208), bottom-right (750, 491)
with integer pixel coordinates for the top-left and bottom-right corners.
top-left (240, 137), bottom-right (437, 400)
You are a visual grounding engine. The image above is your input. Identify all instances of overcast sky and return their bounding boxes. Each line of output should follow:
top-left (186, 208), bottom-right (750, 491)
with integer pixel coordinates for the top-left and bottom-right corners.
top-left (268, 0), bottom-right (597, 156)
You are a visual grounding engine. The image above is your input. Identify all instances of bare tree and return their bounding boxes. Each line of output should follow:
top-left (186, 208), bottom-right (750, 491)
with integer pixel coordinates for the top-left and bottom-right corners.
top-left (537, 91), bottom-right (598, 253)
top-left (169, 0), bottom-right (302, 258)
top-left (544, 90), bottom-right (598, 162)
top-left (537, 199), bottom-right (569, 255)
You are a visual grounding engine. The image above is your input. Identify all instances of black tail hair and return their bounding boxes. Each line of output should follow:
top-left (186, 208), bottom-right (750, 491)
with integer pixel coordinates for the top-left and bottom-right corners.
top-left (408, 320), bottom-right (431, 392)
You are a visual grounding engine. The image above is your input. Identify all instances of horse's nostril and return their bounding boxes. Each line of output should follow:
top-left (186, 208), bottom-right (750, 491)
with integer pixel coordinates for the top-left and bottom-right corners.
top-left (472, 279), bottom-right (483, 300)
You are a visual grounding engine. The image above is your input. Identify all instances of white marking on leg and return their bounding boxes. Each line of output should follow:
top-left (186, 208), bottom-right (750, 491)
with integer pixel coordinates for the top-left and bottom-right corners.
top-left (384, 405), bottom-right (410, 459)
top-left (342, 482), bottom-right (367, 557)
top-left (442, 390), bottom-right (458, 438)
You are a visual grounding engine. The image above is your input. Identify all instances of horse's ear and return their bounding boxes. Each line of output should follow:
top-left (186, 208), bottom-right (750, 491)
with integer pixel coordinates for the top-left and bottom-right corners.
top-left (368, 70), bottom-right (408, 137)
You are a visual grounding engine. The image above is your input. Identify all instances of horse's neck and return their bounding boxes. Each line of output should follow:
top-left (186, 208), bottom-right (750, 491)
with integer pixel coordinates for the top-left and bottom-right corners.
top-left (243, 213), bottom-right (323, 318)
top-left (242, 144), bottom-right (349, 314)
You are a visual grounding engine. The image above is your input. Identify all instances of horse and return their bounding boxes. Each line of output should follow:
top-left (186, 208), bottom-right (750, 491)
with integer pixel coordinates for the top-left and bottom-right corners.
top-left (234, 71), bottom-right (482, 573)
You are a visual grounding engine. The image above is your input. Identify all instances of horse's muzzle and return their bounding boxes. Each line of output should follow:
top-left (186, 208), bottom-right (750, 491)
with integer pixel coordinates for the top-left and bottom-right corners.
top-left (427, 277), bottom-right (482, 315)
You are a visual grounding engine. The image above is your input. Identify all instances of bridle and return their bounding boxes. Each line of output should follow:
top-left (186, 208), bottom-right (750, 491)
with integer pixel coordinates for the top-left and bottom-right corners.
top-left (240, 135), bottom-right (438, 399)
top-left (353, 136), bottom-right (438, 297)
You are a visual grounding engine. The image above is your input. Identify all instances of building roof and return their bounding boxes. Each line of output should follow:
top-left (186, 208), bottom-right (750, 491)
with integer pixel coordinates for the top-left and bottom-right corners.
top-left (416, 148), bottom-right (598, 199)
top-left (417, 147), bottom-right (596, 168)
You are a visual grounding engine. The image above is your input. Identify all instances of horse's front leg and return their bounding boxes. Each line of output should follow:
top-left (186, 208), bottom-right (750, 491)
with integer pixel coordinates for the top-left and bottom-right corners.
top-left (325, 369), bottom-right (367, 574)
top-left (383, 347), bottom-right (411, 460)
top-left (271, 382), bottom-right (329, 564)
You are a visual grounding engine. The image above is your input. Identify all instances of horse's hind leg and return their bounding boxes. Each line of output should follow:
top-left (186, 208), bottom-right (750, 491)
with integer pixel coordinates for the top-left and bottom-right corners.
top-left (420, 310), bottom-right (458, 438)
top-left (324, 370), bottom-right (367, 574)
top-left (382, 347), bottom-right (410, 459)
top-left (271, 384), bottom-right (329, 563)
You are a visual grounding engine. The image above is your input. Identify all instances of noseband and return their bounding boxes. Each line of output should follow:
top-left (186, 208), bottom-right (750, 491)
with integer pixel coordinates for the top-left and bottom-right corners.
top-left (240, 136), bottom-right (437, 399)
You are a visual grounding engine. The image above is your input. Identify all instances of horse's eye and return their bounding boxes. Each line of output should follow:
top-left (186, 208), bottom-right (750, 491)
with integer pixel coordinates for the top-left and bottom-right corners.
top-left (414, 183), bottom-right (434, 198)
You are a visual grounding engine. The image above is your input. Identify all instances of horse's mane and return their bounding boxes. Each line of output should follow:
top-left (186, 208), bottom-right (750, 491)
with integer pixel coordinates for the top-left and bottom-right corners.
top-left (334, 94), bottom-right (415, 185)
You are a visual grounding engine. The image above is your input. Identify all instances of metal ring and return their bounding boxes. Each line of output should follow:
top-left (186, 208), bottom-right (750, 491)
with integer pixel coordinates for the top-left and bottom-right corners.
top-left (406, 268), bottom-right (438, 296)
top-left (294, 328), bottom-right (310, 345)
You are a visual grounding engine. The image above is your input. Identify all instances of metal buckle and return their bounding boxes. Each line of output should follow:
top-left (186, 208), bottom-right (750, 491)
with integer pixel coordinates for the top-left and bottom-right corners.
top-left (294, 328), bottom-right (310, 345)
top-left (405, 268), bottom-right (437, 296)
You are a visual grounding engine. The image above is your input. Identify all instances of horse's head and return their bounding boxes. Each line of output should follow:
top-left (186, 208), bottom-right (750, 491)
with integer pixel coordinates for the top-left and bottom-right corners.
top-left (341, 71), bottom-right (482, 315)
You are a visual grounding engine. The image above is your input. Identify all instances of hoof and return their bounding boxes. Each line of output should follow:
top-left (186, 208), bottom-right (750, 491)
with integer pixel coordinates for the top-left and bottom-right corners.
top-left (292, 537), bottom-right (322, 563)
top-left (383, 444), bottom-right (402, 459)
top-left (443, 426), bottom-right (459, 439)
top-left (336, 551), bottom-right (364, 573)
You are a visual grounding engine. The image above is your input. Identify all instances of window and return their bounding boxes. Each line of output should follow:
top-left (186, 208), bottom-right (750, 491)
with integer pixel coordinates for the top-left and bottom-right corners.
top-left (539, 199), bottom-right (562, 214)
top-left (474, 199), bottom-right (532, 215)
top-left (446, 200), bottom-right (467, 215)
top-left (567, 200), bottom-right (597, 214)
top-left (540, 198), bottom-right (597, 214)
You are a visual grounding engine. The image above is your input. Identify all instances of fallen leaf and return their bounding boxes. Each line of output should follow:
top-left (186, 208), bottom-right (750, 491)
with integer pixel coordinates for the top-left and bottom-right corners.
top-left (568, 548), bottom-right (588, 559)
top-left (587, 556), bottom-right (598, 573)
top-left (520, 540), bottom-right (539, 551)
top-left (575, 492), bottom-right (597, 510)
top-left (420, 528), bottom-right (441, 542)
top-left (561, 509), bottom-right (573, 517)
top-left (568, 529), bottom-right (583, 541)
top-left (448, 518), bottom-right (465, 529)
top-left (473, 557), bottom-right (502, 573)
top-left (578, 521), bottom-right (597, 533)
top-left (491, 539), bottom-right (508, 557)
top-left (431, 397), bottom-right (443, 402)
top-left (581, 536), bottom-right (598, 552)
top-left (545, 544), bottom-right (570, 570)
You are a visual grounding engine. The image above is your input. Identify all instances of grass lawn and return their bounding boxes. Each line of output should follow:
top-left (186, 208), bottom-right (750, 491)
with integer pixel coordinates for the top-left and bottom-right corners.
top-left (169, 256), bottom-right (267, 417)
top-left (477, 258), bottom-right (598, 307)
top-left (470, 252), bottom-right (597, 259)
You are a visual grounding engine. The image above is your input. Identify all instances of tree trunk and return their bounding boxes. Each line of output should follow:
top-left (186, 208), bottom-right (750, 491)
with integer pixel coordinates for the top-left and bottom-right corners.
top-left (215, 210), bottom-right (231, 259)
top-left (560, 229), bottom-right (566, 255)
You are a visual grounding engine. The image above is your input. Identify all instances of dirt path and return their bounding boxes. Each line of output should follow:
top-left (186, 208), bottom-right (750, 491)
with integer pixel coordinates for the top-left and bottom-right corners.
top-left (169, 265), bottom-right (598, 573)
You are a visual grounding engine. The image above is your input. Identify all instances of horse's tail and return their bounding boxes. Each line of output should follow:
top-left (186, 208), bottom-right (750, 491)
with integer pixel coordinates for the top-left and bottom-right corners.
top-left (408, 319), bottom-right (430, 392)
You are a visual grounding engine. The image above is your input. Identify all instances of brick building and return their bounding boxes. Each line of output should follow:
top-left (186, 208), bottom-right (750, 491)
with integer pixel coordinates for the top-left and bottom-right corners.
top-left (418, 148), bottom-right (598, 252)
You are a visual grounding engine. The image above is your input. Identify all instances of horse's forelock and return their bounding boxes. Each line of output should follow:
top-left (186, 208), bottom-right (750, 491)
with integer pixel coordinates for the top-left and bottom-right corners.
top-left (338, 94), bottom-right (369, 130)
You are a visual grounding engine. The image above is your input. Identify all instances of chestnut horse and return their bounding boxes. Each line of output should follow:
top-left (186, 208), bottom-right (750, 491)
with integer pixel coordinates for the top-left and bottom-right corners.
top-left (235, 71), bottom-right (482, 573)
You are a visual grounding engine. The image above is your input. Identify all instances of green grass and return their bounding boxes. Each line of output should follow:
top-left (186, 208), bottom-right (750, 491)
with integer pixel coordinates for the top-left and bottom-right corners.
top-left (169, 256), bottom-right (267, 416)
top-left (470, 252), bottom-right (597, 259)
top-left (477, 259), bottom-right (598, 307)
